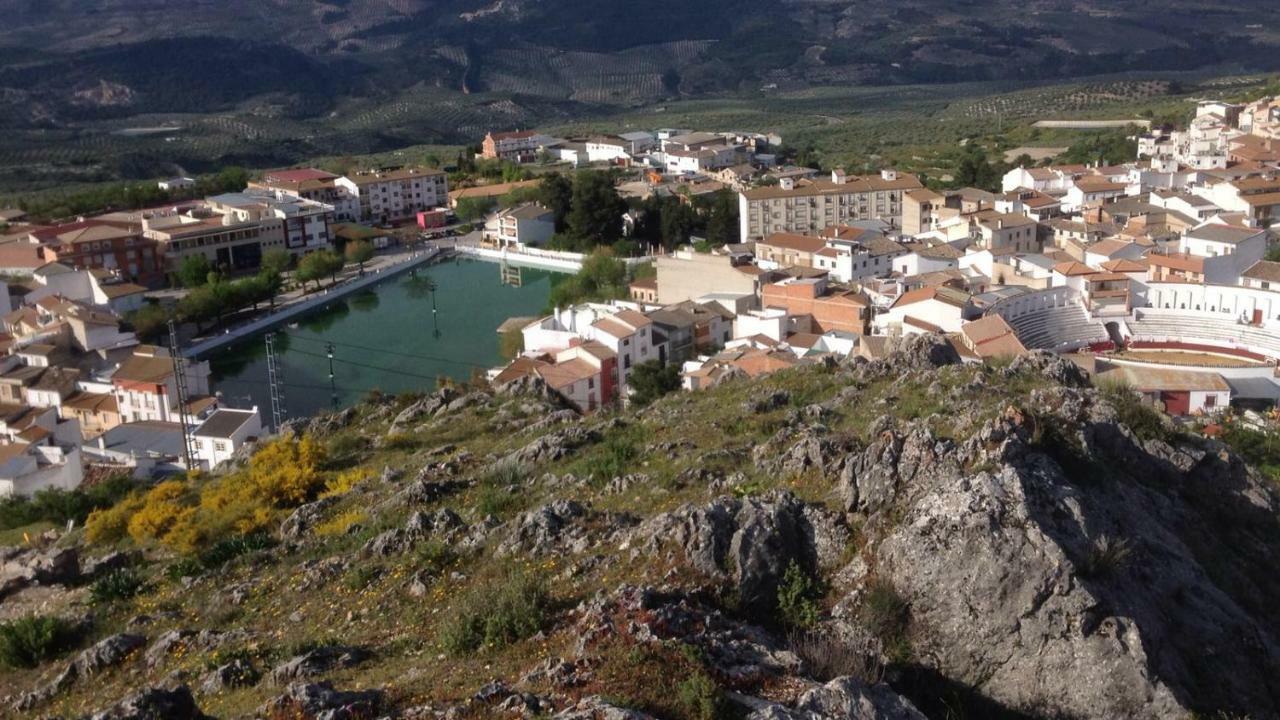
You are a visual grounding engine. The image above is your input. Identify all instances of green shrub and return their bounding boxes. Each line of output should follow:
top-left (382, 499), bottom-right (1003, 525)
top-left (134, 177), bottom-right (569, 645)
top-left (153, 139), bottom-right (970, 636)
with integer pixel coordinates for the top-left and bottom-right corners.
top-left (198, 533), bottom-right (275, 568)
top-left (438, 572), bottom-right (548, 655)
top-left (589, 436), bottom-right (639, 484)
top-left (0, 616), bottom-right (78, 669)
top-left (777, 560), bottom-right (823, 629)
top-left (676, 672), bottom-right (729, 720)
top-left (1098, 379), bottom-right (1171, 442)
top-left (0, 474), bottom-right (137, 532)
top-left (166, 557), bottom-right (204, 581)
top-left (1082, 535), bottom-right (1132, 578)
top-left (91, 568), bottom-right (146, 604)
top-left (860, 577), bottom-right (910, 662)
top-left (473, 461), bottom-right (528, 517)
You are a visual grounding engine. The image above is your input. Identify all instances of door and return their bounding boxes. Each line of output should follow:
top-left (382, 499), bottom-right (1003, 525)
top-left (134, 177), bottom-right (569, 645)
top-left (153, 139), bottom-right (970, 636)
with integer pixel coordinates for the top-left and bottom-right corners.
top-left (1161, 391), bottom-right (1190, 416)
top-left (1252, 309), bottom-right (1262, 325)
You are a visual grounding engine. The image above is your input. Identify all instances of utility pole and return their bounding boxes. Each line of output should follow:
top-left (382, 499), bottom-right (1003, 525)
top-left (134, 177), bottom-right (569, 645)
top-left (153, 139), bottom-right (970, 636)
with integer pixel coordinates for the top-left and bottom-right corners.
top-left (428, 278), bottom-right (440, 339)
top-left (266, 332), bottom-right (287, 433)
top-left (168, 319), bottom-right (195, 471)
top-left (326, 342), bottom-right (338, 410)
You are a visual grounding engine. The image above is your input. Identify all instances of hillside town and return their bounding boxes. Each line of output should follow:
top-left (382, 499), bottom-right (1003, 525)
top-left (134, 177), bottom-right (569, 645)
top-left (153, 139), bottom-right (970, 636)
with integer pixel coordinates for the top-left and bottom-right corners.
top-left (0, 164), bottom-right (464, 497)
top-left (489, 96), bottom-right (1280, 419)
top-left (1, 95), bottom-right (1278, 498)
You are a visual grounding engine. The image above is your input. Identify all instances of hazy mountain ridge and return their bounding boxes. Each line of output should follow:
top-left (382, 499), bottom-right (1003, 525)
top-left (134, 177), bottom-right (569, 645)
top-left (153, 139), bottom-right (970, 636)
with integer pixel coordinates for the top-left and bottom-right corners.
top-left (1, 0), bottom-right (1279, 129)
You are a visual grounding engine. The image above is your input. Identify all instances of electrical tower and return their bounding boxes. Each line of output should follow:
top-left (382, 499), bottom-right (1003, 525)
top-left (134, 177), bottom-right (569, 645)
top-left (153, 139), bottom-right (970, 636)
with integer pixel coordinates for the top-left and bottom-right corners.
top-left (168, 318), bottom-right (196, 470)
top-left (266, 332), bottom-right (287, 432)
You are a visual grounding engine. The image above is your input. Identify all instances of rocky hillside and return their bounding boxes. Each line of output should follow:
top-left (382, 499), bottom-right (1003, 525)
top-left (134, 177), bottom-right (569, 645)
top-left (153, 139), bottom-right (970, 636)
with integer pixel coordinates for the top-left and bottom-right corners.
top-left (2, 335), bottom-right (1278, 719)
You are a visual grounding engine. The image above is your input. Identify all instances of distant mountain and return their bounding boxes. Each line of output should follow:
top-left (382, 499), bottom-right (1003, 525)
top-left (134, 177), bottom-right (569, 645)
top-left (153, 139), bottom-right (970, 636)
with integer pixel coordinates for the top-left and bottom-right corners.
top-left (1, 0), bottom-right (1279, 129)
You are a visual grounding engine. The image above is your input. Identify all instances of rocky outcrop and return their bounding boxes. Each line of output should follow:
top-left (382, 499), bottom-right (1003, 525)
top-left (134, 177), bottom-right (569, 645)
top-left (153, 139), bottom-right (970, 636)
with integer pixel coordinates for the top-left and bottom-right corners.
top-left (503, 425), bottom-right (600, 465)
top-left (280, 497), bottom-right (340, 540)
top-left (259, 681), bottom-right (382, 719)
top-left (832, 404), bottom-right (1280, 719)
top-left (0, 546), bottom-right (79, 598)
top-left (745, 677), bottom-right (926, 720)
top-left (271, 645), bottom-right (370, 684)
top-left (74, 633), bottom-right (146, 677)
top-left (633, 492), bottom-right (849, 618)
top-left (86, 685), bottom-right (207, 720)
top-left (496, 499), bottom-right (635, 558)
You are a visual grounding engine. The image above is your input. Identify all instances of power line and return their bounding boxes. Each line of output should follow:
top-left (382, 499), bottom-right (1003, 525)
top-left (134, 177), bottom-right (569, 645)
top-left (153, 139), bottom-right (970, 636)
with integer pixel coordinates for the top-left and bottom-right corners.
top-left (287, 347), bottom-right (460, 383)
top-left (279, 332), bottom-right (489, 370)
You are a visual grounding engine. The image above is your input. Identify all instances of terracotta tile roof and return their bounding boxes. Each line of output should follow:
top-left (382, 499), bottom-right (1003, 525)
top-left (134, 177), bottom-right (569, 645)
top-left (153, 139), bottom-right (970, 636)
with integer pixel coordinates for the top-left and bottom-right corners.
top-left (536, 358), bottom-right (598, 390)
top-left (892, 285), bottom-right (971, 310)
top-left (1243, 260), bottom-right (1280, 284)
top-left (760, 233), bottom-right (827, 254)
top-left (1053, 261), bottom-right (1097, 276)
top-left (1101, 258), bottom-right (1148, 273)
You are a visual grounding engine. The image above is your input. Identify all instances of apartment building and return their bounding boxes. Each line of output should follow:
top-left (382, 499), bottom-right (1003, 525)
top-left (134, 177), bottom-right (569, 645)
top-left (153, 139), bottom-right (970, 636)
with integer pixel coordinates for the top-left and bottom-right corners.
top-left (142, 207), bottom-right (279, 273)
top-left (482, 131), bottom-right (541, 162)
top-left (336, 167), bottom-right (448, 224)
top-left (206, 190), bottom-right (335, 258)
top-left (110, 345), bottom-right (212, 424)
top-left (250, 168), bottom-right (359, 221)
top-left (27, 221), bottom-right (163, 286)
top-left (738, 169), bottom-right (922, 242)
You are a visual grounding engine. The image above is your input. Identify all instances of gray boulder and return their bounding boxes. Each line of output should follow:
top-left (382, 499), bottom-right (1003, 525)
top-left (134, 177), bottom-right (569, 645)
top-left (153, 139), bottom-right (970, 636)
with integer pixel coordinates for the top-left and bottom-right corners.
top-left (271, 645), bottom-right (370, 684)
top-left (75, 633), bottom-right (146, 677)
top-left (259, 680), bottom-right (381, 720)
top-left (280, 497), bottom-right (339, 540)
top-left (746, 677), bottom-right (926, 719)
top-left (634, 492), bottom-right (849, 618)
top-left (87, 685), bottom-right (208, 720)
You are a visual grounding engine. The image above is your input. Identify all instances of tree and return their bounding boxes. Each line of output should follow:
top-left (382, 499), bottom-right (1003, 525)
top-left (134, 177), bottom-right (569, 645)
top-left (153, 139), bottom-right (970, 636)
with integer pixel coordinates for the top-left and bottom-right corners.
top-left (345, 240), bottom-right (374, 273)
top-left (1267, 245), bottom-right (1280, 263)
top-left (455, 196), bottom-right (496, 223)
top-left (538, 173), bottom-right (574, 232)
top-left (125, 303), bottom-right (171, 342)
top-left (547, 248), bottom-right (627, 310)
top-left (177, 255), bottom-right (213, 288)
top-left (628, 361), bottom-right (680, 406)
top-left (298, 250), bottom-right (345, 289)
top-left (567, 171), bottom-right (627, 245)
top-left (261, 248), bottom-right (292, 277)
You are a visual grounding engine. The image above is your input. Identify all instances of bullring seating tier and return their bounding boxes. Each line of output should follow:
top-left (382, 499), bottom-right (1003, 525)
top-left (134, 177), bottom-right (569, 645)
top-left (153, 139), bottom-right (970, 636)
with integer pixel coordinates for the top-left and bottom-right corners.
top-left (1126, 309), bottom-right (1280, 361)
top-left (1002, 303), bottom-right (1109, 351)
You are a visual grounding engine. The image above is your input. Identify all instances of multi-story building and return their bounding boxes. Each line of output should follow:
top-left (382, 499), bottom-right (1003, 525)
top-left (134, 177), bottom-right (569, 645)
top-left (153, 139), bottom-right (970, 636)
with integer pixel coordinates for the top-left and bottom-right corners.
top-left (27, 221), bottom-right (164, 286)
top-left (250, 168), bottom-right (359, 221)
top-left (336, 168), bottom-right (448, 224)
top-left (206, 190), bottom-right (335, 258)
top-left (738, 169), bottom-right (923, 242)
top-left (110, 345), bottom-right (212, 424)
top-left (482, 131), bottom-right (542, 162)
top-left (142, 207), bottom-right (279, 273)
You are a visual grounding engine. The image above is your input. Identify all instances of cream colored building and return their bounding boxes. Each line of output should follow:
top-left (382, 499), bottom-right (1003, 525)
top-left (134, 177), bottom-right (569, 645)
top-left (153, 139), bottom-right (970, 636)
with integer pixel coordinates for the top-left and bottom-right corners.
top-left (738, 169), bottom-right (923, 242)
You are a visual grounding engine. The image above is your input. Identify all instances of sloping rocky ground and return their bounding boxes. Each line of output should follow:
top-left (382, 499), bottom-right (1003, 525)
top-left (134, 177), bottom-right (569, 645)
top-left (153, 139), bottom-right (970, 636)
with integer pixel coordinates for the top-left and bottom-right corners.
top-left (2, 335), bottom-right (1278, 719)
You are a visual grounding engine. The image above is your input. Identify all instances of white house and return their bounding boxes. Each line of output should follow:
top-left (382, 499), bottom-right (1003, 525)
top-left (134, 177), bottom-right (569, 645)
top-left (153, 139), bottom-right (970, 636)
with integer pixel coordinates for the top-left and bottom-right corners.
top-left (1179, 223), bottom-right (1268, 285)
top-left (872, 285), bottom-right (975, 336)
top-left (0, 441), bottom-right (82, 498)
top-left (488, 203), bottom-right (556, 248)
top-left (192, 407), bottom-right (262, 470)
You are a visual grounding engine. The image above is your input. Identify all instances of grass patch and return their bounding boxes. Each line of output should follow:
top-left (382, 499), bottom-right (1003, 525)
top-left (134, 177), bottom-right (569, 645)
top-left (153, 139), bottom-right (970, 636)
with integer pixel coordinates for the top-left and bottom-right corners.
top-left (438, 571), bottom-right (548, 655)
top-left (1081, 535), bottom-right (1132, 578)
top-left (198, 533), bottom-right (276, 568)
top-left (593, 641), bottom-right (733, 720)
top-left (789, 630), bottom-right (883, 683)
top-left (473, 460), bottom-right (529, 517)
top-left (0, 615), bottom-right (79, 669)
top-left (861, 577), bottom-right (911, 663)
top-left (313, 508), bottom-right (366, 537)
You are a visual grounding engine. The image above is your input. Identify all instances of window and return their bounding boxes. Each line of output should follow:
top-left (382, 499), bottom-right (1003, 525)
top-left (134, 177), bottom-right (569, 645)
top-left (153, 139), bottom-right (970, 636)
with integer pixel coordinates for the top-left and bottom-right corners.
top-left (214, 440), bottom-right (227, 452)
top-left (1204, 394), bottom-right (1216, 409)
